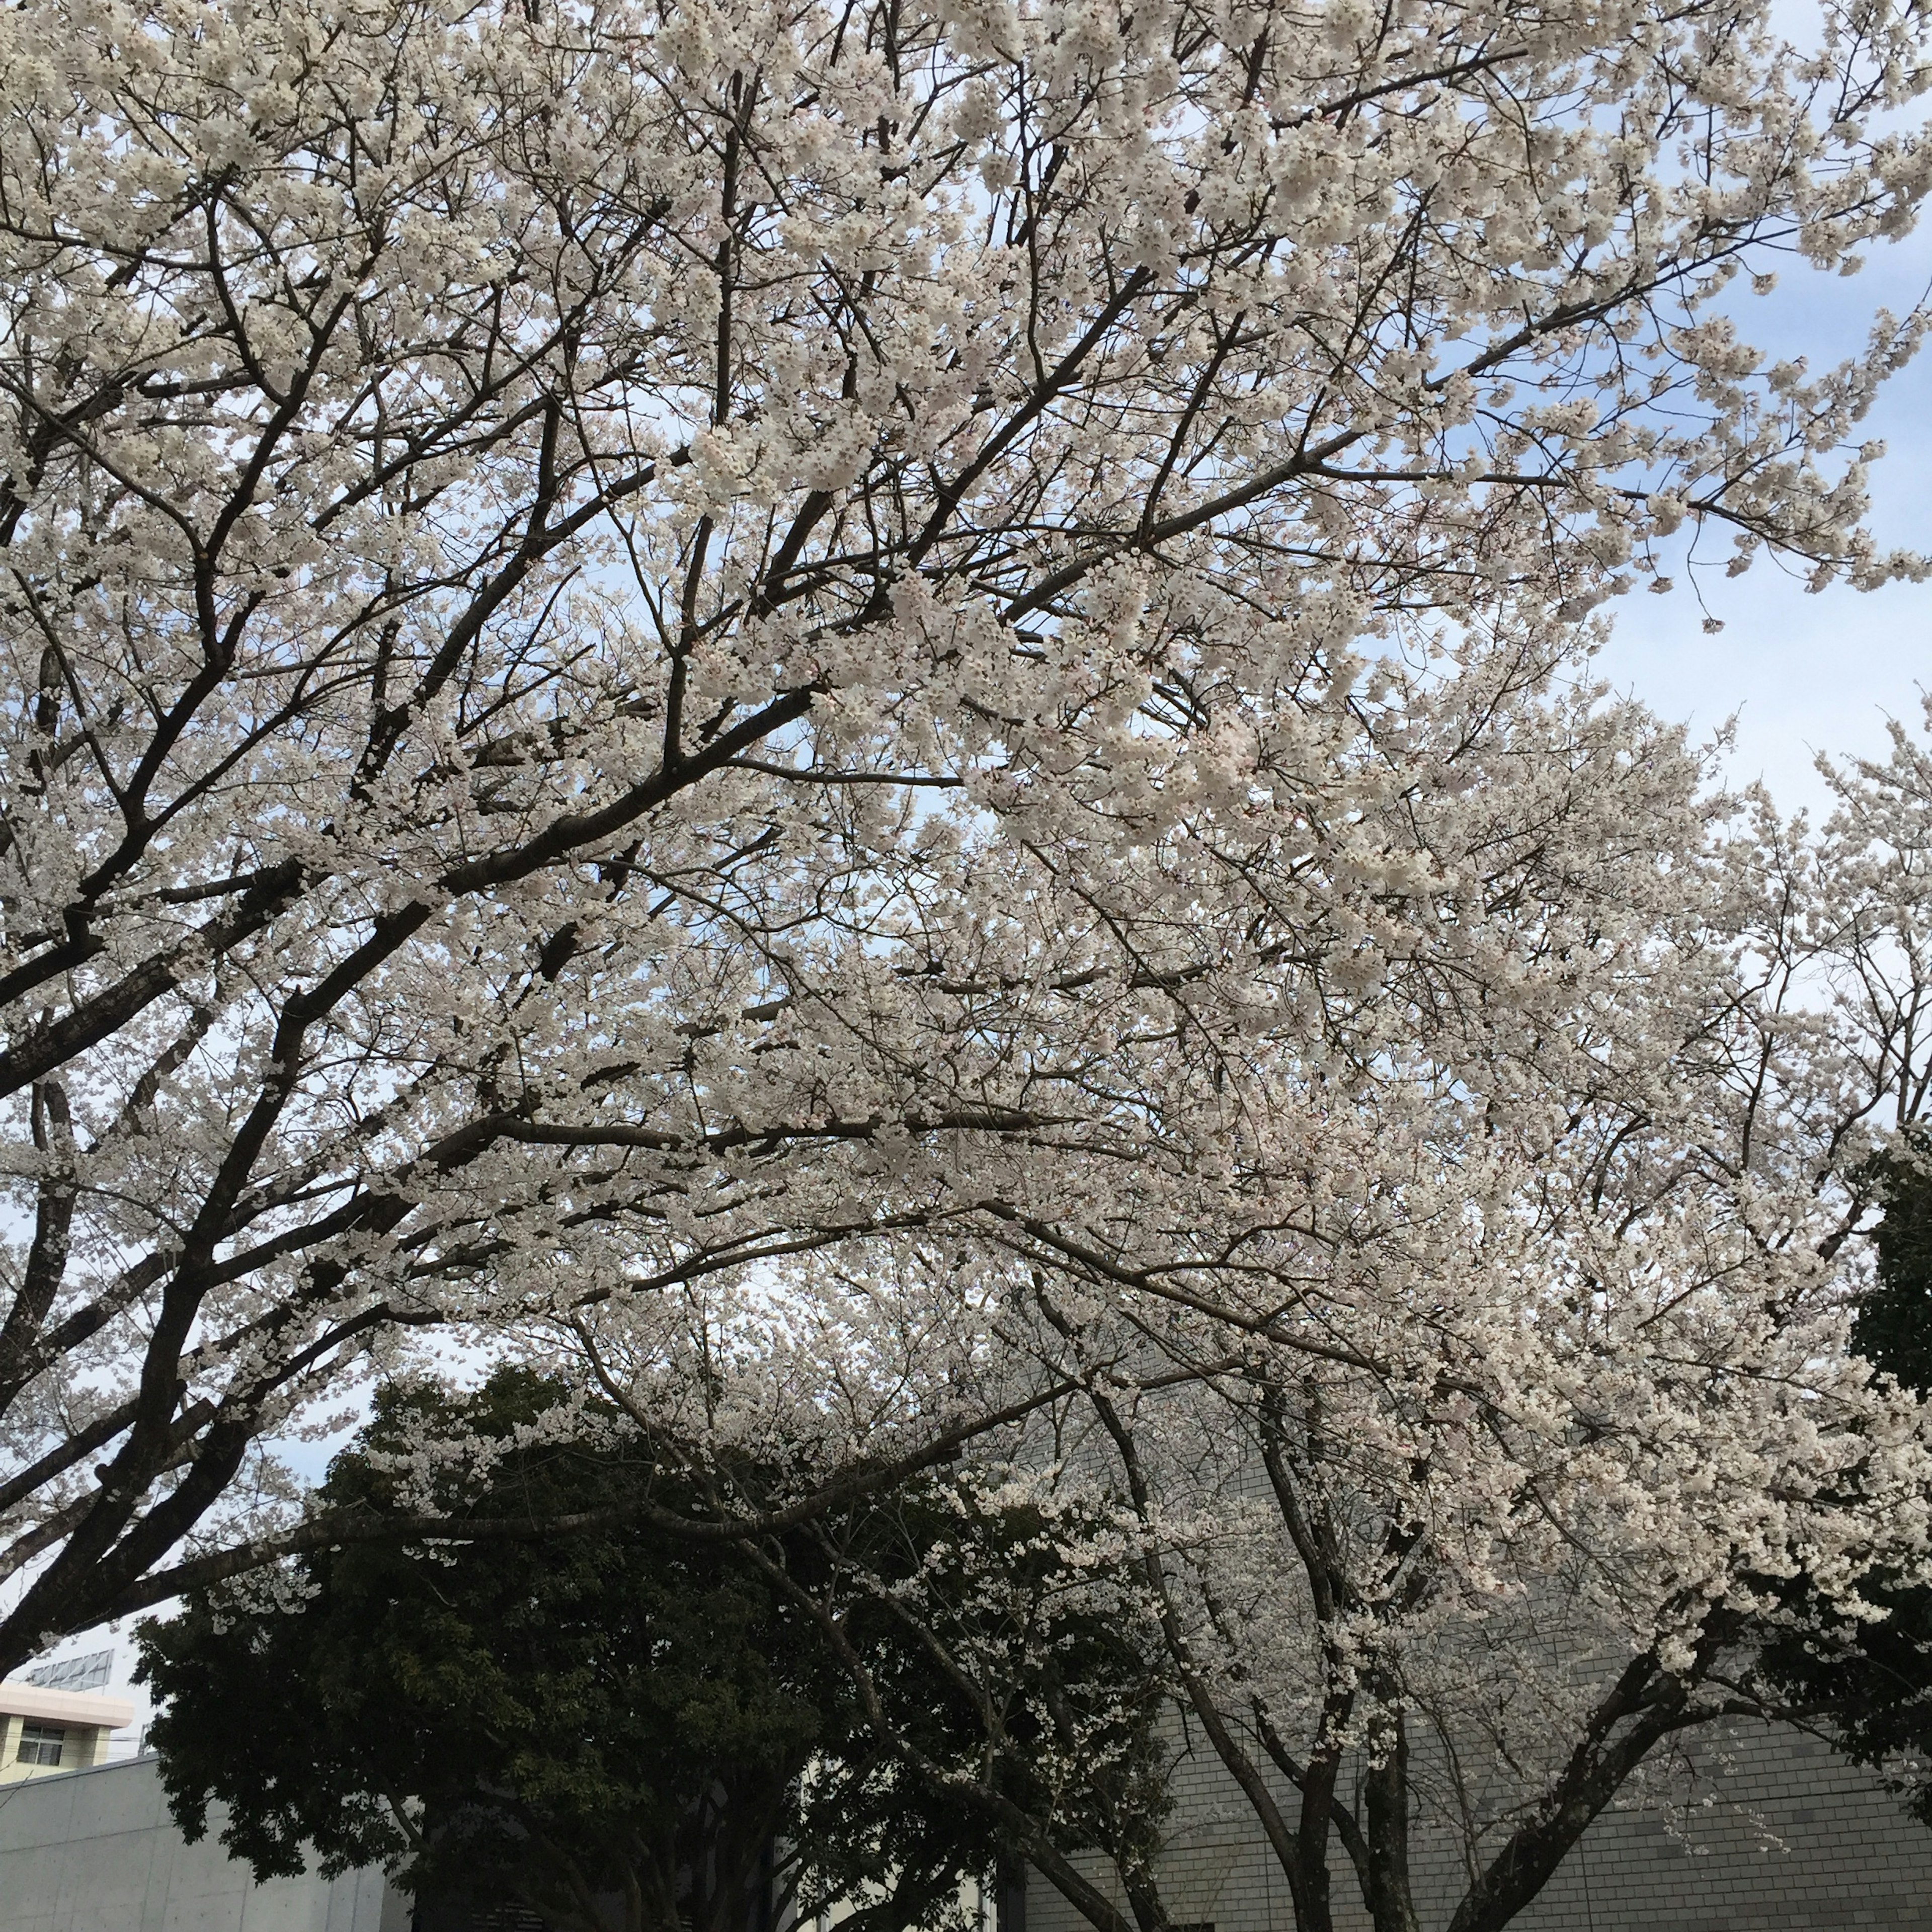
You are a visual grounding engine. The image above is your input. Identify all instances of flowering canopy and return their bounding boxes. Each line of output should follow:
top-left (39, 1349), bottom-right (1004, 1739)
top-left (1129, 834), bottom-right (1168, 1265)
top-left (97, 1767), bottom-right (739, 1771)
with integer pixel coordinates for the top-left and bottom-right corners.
top-left (1, 0), bottom-right (1930, 1800)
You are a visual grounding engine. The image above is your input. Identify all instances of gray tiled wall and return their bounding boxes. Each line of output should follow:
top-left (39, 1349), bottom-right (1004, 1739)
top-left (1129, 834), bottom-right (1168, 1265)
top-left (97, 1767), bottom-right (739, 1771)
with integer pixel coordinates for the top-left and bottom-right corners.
top-left (1027, 1722), bottom-right (1932, 1932)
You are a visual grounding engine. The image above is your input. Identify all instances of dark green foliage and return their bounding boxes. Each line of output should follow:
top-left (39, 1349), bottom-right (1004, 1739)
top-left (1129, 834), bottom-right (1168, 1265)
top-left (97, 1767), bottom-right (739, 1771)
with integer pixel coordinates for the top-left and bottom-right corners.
top-left (1852, 1141), bottom-right (1932, 1397)
top-left (137, 1371), bottom-right (1165, 1932)
top-left (1755, 1143), bottom-right (1932, 1823)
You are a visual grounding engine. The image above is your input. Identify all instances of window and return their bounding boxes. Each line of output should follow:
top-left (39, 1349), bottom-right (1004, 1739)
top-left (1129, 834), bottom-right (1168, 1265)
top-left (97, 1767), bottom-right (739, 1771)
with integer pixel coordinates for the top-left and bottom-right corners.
top-left (16, 1722), bottom-right (65, 1766)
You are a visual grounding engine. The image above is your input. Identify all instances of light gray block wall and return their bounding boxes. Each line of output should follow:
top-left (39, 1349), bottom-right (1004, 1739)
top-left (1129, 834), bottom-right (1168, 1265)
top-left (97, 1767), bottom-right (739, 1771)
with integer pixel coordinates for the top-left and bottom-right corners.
top-left (0, 1753), bottom-right (408, 1932)
top-left (1027, 1722), bottom-right (1932, 1932)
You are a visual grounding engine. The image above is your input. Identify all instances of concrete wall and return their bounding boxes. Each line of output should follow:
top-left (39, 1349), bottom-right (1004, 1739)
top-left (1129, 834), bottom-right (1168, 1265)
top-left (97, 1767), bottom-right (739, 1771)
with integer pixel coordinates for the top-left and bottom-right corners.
top-left (0, 1753), bottom-right (408, 1932)
top-left (1027, 1722), bottom-right (1932, 1932)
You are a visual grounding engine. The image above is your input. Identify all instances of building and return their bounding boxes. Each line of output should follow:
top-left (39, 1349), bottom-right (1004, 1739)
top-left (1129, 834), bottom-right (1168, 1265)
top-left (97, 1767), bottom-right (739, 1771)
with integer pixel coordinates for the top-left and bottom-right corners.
top-left (0, 1675), bottom-right (135, 1785)
top-left (0, 1749), bottom-right (404, 1932)
top-left (5, 1666), bottom-right (1930, 1929)
top-left (1023, 1719), bottom-right (1932, 1932)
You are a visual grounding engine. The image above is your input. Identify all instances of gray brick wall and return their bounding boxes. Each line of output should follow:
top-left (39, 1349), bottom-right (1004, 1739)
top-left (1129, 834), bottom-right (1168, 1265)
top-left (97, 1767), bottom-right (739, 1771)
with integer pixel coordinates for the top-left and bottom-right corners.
top-left (1027, 1722), bottom-right (1932, 1932)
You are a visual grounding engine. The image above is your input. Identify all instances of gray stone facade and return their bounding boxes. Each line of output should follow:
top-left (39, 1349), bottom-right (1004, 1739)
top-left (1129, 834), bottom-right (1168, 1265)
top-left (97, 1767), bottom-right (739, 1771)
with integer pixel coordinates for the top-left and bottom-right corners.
top-left (0, 1752), bottom-right (405, 1932)
top-left (7, 1704), bottom-right (1928, 1930)
top-left (1026, 1723), bottom-right (1932, 1932)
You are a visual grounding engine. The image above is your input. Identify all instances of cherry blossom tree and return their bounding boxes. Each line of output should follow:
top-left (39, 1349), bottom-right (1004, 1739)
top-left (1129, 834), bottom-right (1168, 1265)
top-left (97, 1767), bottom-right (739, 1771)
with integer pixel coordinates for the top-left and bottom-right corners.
top-left (2, 0), bottom-right (1930, 1681)
top-left (730, 678), bottom-right (1932, 1932)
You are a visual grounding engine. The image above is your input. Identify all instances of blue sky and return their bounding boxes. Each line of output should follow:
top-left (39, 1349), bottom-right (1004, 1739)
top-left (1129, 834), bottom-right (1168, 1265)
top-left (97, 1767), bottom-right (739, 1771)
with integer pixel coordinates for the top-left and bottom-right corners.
top-left (1593, 220), bottom-right (1932, 818)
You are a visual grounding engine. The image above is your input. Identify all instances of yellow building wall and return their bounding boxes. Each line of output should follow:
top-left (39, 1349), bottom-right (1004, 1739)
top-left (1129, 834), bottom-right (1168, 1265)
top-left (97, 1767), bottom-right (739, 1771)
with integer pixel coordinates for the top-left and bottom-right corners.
top-left (0, 1713), bottom-right (108, 1785)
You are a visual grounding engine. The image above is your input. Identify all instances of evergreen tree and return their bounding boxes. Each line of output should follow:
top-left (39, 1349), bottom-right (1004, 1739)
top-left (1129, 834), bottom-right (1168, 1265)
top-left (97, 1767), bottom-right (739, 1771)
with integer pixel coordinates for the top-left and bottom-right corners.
top-left (1756, 1144), bottom-right (1932, 1824)
top-left (138, 1370), bottom-right (1163, 1932)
